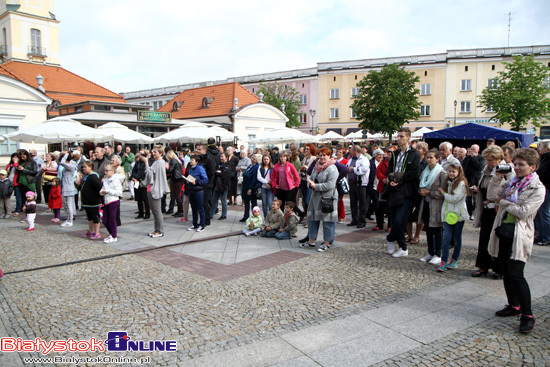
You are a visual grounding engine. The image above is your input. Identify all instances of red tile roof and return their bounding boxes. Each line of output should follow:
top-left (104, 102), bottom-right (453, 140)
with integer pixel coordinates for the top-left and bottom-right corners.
top-left (158, 82), bottom-right (259, 118)
top-left (0, 61), bottom-right (126, 106)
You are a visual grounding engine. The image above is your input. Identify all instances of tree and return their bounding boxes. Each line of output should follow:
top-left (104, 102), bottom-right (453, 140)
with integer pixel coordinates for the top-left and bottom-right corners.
top-left (478, 55), bottom-right (550, 131)
top-left (257, 81), bottom-right (302, 128)
top-left (350, 63), bottom-right (421, 140)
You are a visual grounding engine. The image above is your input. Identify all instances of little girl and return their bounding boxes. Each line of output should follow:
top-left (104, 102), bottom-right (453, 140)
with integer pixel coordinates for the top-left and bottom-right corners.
top-left (243, 206), bottom-right (263, 236)
top-left (23, 191), bottom-right (37, 231)
top-left (49, 178), bottom-right (63, 223)
top-left (438, 163), bottom-right (470, 272)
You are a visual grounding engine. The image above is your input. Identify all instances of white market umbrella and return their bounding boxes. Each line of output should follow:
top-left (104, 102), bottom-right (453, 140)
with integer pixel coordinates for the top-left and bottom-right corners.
top-left (210, 126), bottom-right (236, 142)
top-left (249, 127), bottom-right (318, 145)
top-left (411, 127), bottom-right (432, 139)
top-left (3, 117), bottom-right (113, 143)
top-left (154, 121), bottom-right (212, 143)
top-left (98, 122), bottom-right (154, 144)
top-left (345, 131), bottom-right (364, 140)
top-left (318, 130), bottom-right (345, 142)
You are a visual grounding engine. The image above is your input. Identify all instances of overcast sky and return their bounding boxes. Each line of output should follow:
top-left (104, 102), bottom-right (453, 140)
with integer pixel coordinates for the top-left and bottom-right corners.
top-left (55, 0), bottom-right (550, 94)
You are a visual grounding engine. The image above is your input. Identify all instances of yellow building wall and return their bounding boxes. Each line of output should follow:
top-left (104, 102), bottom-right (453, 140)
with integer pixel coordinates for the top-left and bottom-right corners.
top-left (0, 0), bottom-right (60, 65)
top-left (446, 56), bottom-right (550, 134)
top-left (318, 64), bottom-right (447, 134)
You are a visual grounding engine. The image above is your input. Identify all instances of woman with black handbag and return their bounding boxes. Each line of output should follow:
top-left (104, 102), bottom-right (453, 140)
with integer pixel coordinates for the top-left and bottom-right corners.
top-left (304, 147), bottom-right (338, 252)
top-left (488, 148), bottom-right (545, 333)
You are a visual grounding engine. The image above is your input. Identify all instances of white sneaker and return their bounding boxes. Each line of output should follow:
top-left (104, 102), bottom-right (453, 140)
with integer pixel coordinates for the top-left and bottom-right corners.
top-left (60, 221), bottom-right (73, 227)
top-left (392, 249), bottom-right (409, 258)
top-left (187, 226), bottom-right (196, 231)
top-left (428, 256), bottom-right (441, 265)
top-left (196, 227), bottom-right (204, 232)
top-left (103, 235), bottom-right (112, 243)
top-left (387, 241), bottom-right (395, 255)
top-left (420, 254), bottom-right (433, 262)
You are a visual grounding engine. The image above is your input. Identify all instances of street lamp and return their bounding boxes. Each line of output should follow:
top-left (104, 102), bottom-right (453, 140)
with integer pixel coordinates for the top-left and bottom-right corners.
top-left (309, 109), bottom-right (316, 135)
top-left (453, 100), bottom-right (457, 127)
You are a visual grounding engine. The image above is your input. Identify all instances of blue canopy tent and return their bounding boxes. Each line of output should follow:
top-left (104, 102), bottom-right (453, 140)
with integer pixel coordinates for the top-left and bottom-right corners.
top-left (423, 123), bottom-right (535, 149)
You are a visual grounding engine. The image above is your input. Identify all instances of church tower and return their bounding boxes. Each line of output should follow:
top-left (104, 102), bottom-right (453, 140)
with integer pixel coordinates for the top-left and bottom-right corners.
top-left (0, 0), bottom-right (60, 65)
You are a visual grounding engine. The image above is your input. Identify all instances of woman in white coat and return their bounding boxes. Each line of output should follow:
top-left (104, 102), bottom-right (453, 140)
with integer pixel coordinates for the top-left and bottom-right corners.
top-left (489, 148), bottom-right (545, 333)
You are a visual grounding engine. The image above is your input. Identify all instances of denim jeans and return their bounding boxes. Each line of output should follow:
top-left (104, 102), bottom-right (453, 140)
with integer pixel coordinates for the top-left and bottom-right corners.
top-left (261, 229), bottom-right (278, 237)
top-left (189, 190), bottom-right (205, 228)
top-left (387, 199), bottom-right (413, 250)
top-left (534, 189), bottom-right (550, 242)
top-left (243, 196), bottom-right (257, 221)
top-left (211, 189), bottom-right (228, 218)
top-left (441, 220), bottom-right (465, 263)
top-left (275, 230), bottom-right (292, 239)
top-left (261, 187), bottom-right (274, 218)
top-left (307, 220), bottom-right (336, 244)
top-left (300, 180), bottom-right (313, 213)
top-left (14, 186), bottom-right (22, 213)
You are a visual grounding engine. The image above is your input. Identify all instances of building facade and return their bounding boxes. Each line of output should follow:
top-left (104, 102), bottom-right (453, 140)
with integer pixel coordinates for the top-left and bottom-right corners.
top-left (0, 0), bottom-right (60, 65)
top-left (122, 45), bottom-right (550, 138)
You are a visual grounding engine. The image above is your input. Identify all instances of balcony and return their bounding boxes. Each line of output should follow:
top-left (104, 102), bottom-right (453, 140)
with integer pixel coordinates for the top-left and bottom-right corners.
top-left (28, 45), bottom-right (47, 57)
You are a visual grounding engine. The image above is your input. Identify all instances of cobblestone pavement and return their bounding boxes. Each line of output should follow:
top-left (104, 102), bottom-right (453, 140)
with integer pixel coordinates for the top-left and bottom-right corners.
top-left (0, 198), bottom-right (548, 366)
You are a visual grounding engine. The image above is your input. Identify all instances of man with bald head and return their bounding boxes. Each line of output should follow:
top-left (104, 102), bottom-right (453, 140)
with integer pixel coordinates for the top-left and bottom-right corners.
top-left (462, 144), bottom-right (485, 219)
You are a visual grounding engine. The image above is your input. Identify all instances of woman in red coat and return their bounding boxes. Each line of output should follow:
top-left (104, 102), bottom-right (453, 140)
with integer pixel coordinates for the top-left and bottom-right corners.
top-left (374, 149), bottom-right (391, 231)
top-left (48, 178), bottom-right (63, 223)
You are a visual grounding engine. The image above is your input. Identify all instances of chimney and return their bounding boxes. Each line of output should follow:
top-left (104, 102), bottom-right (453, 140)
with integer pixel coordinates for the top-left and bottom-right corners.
top-left (233, 98), bottom-right (239, 110)
top-left (36, 74), bottom-right (45, 92)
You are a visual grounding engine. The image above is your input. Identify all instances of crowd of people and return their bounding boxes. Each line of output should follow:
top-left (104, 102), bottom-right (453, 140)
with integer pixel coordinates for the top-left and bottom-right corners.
top-left (0, 133), bottom-right (549, 334)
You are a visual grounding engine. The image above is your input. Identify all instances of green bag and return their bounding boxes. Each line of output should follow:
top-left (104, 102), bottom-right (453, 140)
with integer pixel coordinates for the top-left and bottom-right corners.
top-left (445, 202), bottom-right (463, 225)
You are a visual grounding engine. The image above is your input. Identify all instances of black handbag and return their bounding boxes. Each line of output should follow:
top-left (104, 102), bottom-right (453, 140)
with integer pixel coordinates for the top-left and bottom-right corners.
top-left (321, 197), bottom-right (334, 213)
top-left (496, 222), bottom-right (515, 240)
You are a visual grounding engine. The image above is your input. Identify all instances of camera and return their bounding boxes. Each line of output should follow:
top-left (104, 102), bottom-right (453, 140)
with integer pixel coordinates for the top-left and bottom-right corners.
top-left (495, 164), bottom-right (512, 173)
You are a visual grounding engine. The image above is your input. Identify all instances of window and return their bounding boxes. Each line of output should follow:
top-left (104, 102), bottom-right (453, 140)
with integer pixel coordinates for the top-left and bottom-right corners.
top-left (0, 126), bottom-right (18, 155)
top-left (299, 113), bottom-right (307, 124)
top-left (330, 108), bottom-right (339, 119)
top-left (300, 94), bottom-right (307, 105)
top-left (492, 65), bottom-right (495, 71)
top-left (486, 105), bottom-right (495, 113)
top-left (351, 87), bottom-right (360, 98)
top-left (350, 108), bottom-right (358, 119)
top-left (301, 83), bottom-right (304, 88)
top-left (333, 76), bottom-right (336, 82)
top-left (460, 79), bottom-right (471, 91)
top-left (424, 71), bottom-right (428, 76)
top-left (465, 66), bottom-right (469, 72)
top-left (460, 101), bottom-right (471, 113)
top-left (420, 105), bottom-right (431, 116)
top-left (488, 78), bottom-right (498, 89)
top-left (30, 28), bottom-right (41, 54)
top-left (330, 88), bottom-right (339, 99)
top-left (420, 84), bottom-right (431, 95)
top-left (355, 75), bottom-right (358, 80)
top-left (543, 76), bottom-right (550, 89)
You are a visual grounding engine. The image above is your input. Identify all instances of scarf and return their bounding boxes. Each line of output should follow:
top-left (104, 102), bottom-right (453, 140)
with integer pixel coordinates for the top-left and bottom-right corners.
top-left (504, 173), bottom-right (536, 204)
top-left (419, 163), bottom-right (443, 189)
top-left (315, 158), bottom-right (336, 173)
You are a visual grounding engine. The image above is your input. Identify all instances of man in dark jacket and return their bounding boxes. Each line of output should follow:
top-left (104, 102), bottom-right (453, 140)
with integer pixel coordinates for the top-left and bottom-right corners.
top-left (197, 144), bottom-right (216, 226)
top-left (206, 137), bottom-right (221, 166)
top-left (535, 140), bottom-right (550, 246)
top-left (384, 127), bottom-right (420, 258)
top-left (462, 144), bottom-right (485, 219)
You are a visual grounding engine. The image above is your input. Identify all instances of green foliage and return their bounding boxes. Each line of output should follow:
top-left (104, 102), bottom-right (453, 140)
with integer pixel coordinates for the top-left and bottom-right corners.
top-left (257, 82), bottom-right (302, 128)
top-left (350, 63), bottom-right (421, 139)
top-left (478, 55), bottom-right (550, 131)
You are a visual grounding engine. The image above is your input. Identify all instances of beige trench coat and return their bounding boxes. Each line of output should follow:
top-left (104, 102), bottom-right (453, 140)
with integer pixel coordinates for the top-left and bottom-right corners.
top-left (487, 174), bottom-right (545, 263)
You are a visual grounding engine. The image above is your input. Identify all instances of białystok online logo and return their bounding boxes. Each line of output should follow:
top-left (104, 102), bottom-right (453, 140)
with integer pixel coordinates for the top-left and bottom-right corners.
top-left (0, 332), bottom-right (177, 355)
